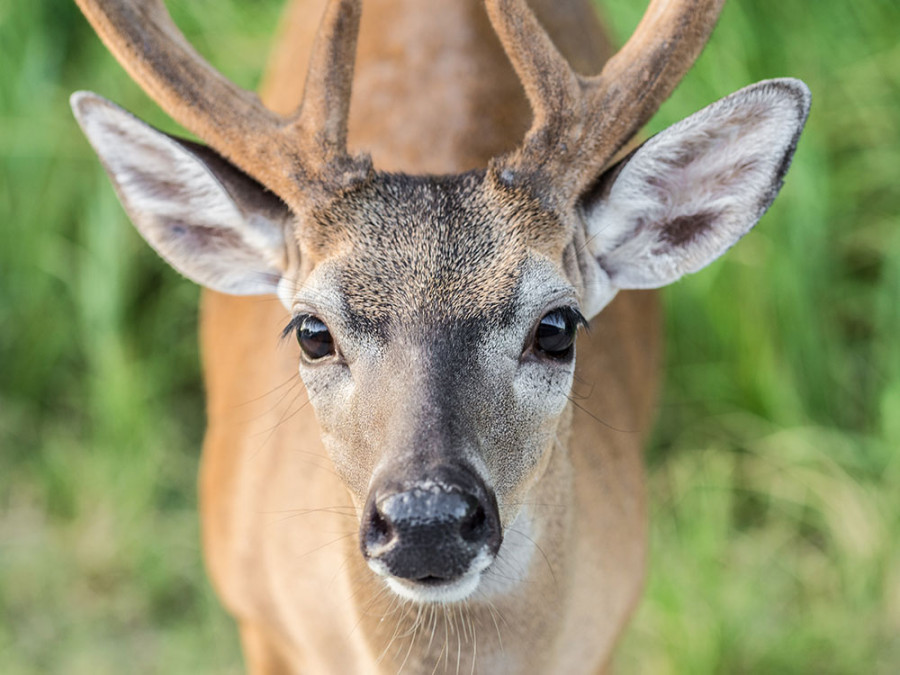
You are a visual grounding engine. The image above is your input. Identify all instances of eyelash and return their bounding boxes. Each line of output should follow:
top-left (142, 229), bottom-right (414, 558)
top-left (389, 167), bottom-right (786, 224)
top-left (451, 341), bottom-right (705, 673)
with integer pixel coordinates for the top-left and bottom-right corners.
top-left (281, 314), bottom-right (306, 341)
top-left (555, 306), bottom-right (589, 331)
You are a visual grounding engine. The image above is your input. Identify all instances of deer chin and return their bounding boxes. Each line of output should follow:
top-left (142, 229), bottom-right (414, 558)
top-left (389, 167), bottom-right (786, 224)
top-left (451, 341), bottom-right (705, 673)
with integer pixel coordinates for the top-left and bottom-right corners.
top-left (369, 550), bottom-right (495, 604)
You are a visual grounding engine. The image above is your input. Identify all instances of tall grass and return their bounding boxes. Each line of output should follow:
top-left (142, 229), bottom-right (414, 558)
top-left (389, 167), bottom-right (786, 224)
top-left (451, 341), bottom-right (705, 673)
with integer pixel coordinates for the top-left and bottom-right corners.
top-left (607, 1), bottom-right (900, 672)
top-left (1, 0), bottom-right (897, 672)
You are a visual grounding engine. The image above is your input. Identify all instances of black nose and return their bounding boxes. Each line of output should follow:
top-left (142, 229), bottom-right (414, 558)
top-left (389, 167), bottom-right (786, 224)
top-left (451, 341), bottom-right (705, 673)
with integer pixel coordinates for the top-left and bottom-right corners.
top-left (361, 468), bottom-right (501, 583)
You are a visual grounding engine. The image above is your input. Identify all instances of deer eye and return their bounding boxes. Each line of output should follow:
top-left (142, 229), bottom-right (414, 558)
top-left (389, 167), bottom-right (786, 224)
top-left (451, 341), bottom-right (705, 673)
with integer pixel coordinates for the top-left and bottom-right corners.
top-left (532, 308), bottom-right (585, 359)
top-left (296, 315), bottom-right (335, 360)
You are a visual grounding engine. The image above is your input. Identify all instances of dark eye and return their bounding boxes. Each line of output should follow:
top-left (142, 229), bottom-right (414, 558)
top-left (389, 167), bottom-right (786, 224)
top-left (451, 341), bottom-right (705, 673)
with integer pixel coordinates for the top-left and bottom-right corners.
top-left (296, 315), bottom-right (335, 360)
top-left (532, 308), bottom-right (583, 359)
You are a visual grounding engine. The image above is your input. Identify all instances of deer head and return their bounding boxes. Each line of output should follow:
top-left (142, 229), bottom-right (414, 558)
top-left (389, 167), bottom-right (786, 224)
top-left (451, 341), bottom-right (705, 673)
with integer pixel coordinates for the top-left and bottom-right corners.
top-left (71, 0), bottom-right (809, 604)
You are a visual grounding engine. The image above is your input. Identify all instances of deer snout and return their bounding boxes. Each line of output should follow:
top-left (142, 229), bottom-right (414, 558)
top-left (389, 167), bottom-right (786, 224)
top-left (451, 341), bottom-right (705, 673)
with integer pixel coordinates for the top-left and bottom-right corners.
top-left (361, 470), bottom-right (501, 586)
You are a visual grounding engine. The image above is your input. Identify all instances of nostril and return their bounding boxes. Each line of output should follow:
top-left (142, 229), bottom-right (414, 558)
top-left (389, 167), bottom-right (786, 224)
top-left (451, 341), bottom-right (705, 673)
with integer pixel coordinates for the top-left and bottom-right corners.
top-left (459, 502), bottom-right (487, 543)
top-left (365, 504), bottom-right (393, 551)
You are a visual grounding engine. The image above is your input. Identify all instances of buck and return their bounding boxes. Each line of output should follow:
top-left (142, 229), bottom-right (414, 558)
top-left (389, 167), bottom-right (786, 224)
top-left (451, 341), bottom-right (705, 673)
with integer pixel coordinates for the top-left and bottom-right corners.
top-left (71, 0), bottom-right (809, 671)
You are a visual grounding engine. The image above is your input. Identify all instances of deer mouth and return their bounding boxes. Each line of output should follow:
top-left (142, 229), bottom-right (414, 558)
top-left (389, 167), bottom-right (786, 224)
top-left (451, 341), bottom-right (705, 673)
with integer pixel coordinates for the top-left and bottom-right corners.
top-left (371, 549), bottom-right (496, 604)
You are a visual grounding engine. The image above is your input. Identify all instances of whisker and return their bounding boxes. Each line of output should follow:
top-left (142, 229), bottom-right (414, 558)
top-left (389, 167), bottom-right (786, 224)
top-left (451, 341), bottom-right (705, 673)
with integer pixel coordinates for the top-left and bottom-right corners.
top-left (262, 504), bottom-right (356, 515)
top-left (484, 598), bottom-right (506, 654)
top-left (431, 627), bottom-right (447, 675)
top-left (295, 532), bottom-right (356, 560)
top-left (505, 526), bottom-right (559, 593)
top-left (455, 603), bottom-right (463, 675)
top-left (252, 388), bottom-right (312, 439)
top-left (469, 601), bottom-right (477, 675)
top-left (232, 372), bottom-right (300, 408)
top-left (267, 506), bottom-right (358, 525)
top-left (498, 499), bottom-right (565, 510)
top-left (565, 394), bottom-right (637, 433)
top-left (397, 603), bottom-right (423, 674)
top-left (427, 603), bottom-right (439, 651)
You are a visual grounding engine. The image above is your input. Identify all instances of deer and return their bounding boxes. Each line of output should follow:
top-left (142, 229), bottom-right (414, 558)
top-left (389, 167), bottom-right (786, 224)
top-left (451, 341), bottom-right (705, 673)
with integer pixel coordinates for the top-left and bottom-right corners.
top-left (69, 0), bottom-right (810, 672)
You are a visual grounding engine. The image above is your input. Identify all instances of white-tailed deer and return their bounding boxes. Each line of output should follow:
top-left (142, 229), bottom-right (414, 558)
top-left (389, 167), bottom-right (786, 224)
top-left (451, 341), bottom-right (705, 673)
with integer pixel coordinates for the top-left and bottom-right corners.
top-left (70, 0), bottom-right (809, 671)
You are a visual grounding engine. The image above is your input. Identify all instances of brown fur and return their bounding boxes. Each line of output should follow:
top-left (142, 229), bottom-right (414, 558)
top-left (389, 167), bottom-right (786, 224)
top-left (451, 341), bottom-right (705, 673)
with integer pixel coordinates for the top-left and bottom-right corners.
top-left (307, 171), bottom-right (562, 327)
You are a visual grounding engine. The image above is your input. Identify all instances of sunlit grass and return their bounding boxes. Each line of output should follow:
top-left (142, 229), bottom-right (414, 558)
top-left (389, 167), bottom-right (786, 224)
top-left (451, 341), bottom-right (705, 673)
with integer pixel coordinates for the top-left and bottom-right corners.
top-left (1, 0), bottom-right (897, 672)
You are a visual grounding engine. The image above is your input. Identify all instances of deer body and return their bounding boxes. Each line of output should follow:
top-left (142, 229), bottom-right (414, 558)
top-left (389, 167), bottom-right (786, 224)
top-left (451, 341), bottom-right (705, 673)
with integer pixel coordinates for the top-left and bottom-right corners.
top-left (200, 3), bottom-right (655, 671)
top-left (71, 0), bottom-right (810, 672)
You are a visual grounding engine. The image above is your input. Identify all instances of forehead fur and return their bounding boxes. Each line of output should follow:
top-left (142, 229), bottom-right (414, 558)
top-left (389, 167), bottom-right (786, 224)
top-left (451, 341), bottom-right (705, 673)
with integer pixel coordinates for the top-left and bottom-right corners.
top-left (300, 171), bottom-right (564, 333)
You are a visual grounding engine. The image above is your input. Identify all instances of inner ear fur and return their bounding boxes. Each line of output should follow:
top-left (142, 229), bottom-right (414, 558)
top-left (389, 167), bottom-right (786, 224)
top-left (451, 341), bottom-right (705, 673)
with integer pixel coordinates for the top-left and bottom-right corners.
top-left (71, 92), bottom-right (293, 296)
top-left (579, 78), bottom-right (811, 293)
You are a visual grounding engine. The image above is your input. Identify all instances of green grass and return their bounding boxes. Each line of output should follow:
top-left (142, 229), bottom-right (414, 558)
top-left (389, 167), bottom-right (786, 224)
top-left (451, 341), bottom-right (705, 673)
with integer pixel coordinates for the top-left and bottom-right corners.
top-left (1, 0), bottom-right (898, 672)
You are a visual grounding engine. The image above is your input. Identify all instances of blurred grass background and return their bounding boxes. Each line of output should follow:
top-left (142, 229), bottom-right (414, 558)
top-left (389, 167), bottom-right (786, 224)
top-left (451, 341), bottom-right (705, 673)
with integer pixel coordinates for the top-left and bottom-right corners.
top-left (0, 0), bottom-right (898, 672)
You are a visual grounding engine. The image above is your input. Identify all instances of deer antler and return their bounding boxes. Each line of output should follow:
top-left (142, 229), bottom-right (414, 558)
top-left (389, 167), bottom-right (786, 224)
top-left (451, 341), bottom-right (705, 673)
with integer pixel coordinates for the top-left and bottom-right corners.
top-left (486, 0), bottom-right (725, 211)
top-left (74, 0), bottom-right (370, 207)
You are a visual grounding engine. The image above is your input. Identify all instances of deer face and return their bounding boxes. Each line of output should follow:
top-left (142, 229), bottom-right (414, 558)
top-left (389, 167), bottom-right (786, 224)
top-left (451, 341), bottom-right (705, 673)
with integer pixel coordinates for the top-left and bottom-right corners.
top-left (281, 172), bottom-right (584, 600)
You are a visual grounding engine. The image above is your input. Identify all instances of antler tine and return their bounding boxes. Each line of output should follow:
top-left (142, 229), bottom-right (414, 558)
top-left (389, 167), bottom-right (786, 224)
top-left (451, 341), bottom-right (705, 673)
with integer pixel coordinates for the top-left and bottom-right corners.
top-left (483, 0), bottom-right (581, 141)
top-left (590, 0), bottom-right (725, 157)
top-left (487, 0), bottom-right (725, 210)
top-left (75, 0), bottom-right (287, 190)
top-left (291, 0), bottom-right (365, 165)
top-left (75, 0), bottom-right (369, 207)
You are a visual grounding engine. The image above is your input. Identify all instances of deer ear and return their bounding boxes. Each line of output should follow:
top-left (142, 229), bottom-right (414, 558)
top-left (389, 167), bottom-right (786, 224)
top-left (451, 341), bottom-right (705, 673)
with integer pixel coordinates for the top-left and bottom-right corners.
top-left (578, 79), bottom-right (810, 317)
top-left (71, 92), bottom-right (292, 296)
